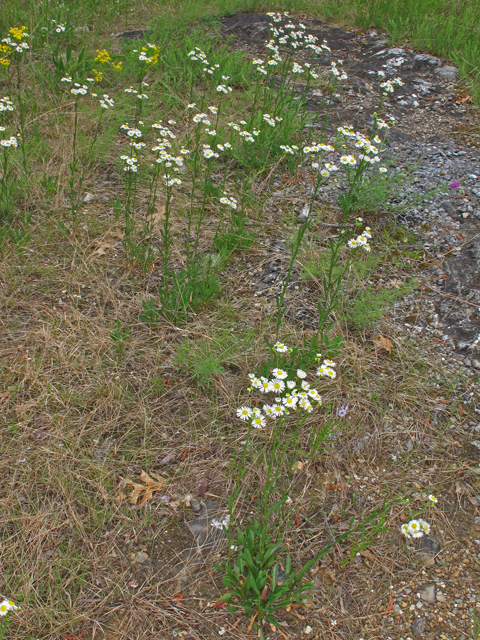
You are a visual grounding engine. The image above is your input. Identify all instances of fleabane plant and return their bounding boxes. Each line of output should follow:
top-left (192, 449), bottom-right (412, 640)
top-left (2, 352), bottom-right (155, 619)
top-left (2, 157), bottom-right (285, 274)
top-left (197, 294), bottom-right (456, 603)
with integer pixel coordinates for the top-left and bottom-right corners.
top-left (237, 342), bottom-right (341, 431)
top-left (0, 598), bottom-right (19, 640)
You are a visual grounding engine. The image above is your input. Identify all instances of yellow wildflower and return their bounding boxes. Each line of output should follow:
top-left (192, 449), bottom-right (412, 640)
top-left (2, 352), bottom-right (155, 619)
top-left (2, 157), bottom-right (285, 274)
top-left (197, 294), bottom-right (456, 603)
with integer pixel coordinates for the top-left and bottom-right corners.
top-left (111, 60), bottom-right (122, 71)
top-left (94, 49), bottom-right (111, 64)
top-left (0, 44), bottom-right (12, 55)
top-left (0, 58), bottom-right (10, 67)
top-left (92, 68), bottom-right (103, 82)
top-left (9, 25), bottom-right (27, 40)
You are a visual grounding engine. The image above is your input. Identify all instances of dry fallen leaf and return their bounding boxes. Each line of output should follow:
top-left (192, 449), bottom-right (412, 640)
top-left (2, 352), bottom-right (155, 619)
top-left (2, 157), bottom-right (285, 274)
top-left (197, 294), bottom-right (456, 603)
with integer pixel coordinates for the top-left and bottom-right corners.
top-left (92, 239), bottom-right (115, 257)
top-left (197, 477), bottom-right (209, 496)
top-left (124, 470), bottom-right (166, 506)
top-left (150, 203), bottom-right (166, 228)
top-left (372, 335), bottom-right (392, 354)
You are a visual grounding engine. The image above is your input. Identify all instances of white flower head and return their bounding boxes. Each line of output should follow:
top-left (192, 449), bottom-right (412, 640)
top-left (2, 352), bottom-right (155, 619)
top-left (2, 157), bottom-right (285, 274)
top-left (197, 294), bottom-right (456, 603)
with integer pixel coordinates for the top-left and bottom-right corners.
top-left (407, 519), bottom-right (423, 538)
top-left (237, 407), bottom-right (253, 421)
top-left (251, 415), bottom-right (266, 429)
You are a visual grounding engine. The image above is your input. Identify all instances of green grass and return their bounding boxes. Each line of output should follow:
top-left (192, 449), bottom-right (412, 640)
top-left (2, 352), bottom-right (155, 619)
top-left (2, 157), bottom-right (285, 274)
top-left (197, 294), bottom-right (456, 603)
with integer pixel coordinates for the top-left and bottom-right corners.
top-left (175, 327), bottom-right (255, 388)
top-left (2, 0), bottom-right (478, 101)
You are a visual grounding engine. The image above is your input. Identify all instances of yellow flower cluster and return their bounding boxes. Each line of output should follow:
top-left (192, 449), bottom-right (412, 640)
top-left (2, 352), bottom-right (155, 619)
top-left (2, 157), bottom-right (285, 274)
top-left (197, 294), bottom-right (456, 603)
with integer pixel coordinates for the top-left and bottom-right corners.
top-left (0, 43), bottom-right (11, 66)
top-left (1, 25), bottom-right (29, 67)
top-left (140, 44), bottom-right (160, 65)
top-left (94, 49), bottom-right (111, 64)
top-left (9, 25), bottom-right (27, 40)
top-left (94, 49), bottom-right (122, 74)
top-left (92, 68), bottom-right (103, 82)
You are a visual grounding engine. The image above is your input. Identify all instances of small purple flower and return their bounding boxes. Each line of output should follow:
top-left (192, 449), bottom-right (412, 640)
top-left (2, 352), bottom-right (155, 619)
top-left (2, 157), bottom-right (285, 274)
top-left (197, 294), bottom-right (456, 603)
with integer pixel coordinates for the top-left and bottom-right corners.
top-left (449, 177), bottom-right (467, 190)
top-left (338, 403), bottom-right (349, 417)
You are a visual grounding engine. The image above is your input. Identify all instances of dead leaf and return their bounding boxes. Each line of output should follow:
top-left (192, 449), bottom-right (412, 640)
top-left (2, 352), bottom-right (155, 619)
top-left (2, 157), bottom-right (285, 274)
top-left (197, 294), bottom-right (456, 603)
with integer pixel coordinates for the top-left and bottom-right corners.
top-left (124, 470), bottom-right (166, 506)
top-left (92, 239), bottom-right (115, 257)
top-left (197, 477), bottom-right (209, 495)
top-left (150, 203), bottom-right (166, 228)
top-left (372, 335), bottom-right (392, 355)
top-left (159, 450), bottom-right (178, 465)
top-left (458, 94), bottom-right (473, 104)
top-left (387, 278), bottom-right (403, 289)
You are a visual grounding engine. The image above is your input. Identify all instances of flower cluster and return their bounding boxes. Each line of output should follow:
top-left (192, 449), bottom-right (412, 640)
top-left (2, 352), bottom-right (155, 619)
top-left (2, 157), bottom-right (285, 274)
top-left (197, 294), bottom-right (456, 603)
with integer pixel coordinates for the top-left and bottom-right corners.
top-left (262, 114), bottom-right (283, 127)
top-left (99, 94), bottom-right (114, 109)
top-left (216, 83), bottom-right (233, 94)
top-left (266, 14), bottom-right (327, 55)
top-left (70, 83), bottom-right (89, 96)
top-left (347, 227), bottom-right (371, 251)
top-left (237, 370), bottom-right (322, 428)
top-left (138, 43), bottom-right (160, 65)
top-left (235, 342), bottom-right (342, 429)
top-left (152, 122), bottom-right (176, 139)
top-left (380, 77), bottom-right (403, 95)
top-left (0, 599), bottom-right (18, 616)
top-left (0, 96), bottom-right (14, 113)
top-left (0, 134), bottom-right (18, 148)
top-left (192, 112), bottom-right (212, 125)
top-left (121, 124), bottom-right (142, 138)
top-left (316, 358), bottom-right (337, 379)
top-left (227, 121), bottom-right (258, 143)
top-left (203, 144), bottom-right (219, 159)
top-left (220, 195), bottom-right (237, 209)
top-left (401, 519), bottom-right (431, 539)
top-left (330, 62), bottom-right (347, 80)
top-left (1, 25), bottom-right (29, 65)
top-left (120, 154), bottom-right (138, 172)
top-left (280, 144), bottom-right (298, 155)
top-left (187, 47), bottom-right (228, 84)
top-left (94, 48), bottom-right (122, 73)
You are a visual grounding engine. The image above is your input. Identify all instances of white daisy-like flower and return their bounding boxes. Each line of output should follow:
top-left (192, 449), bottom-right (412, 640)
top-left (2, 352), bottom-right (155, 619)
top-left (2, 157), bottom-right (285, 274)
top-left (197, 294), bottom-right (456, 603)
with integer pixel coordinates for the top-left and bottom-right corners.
top-left (263, 404), bottom-right (275, 417)
top-left (272, 404), bottom-right (285, 417)
top-left (308, 389), bottom-right (322, 402)
top-left (418, 519), bottom-right (431, 535)
top-left (252, 407), bottom-right (262, 417)
top-left (258, 378), bottom-right (272, 393)
top-left (283, 395), bottom-right (298, 408)
top-left (251, 378), bottom-right (262, 390)
top-left (272, 368), bottom-right (288, 379)
top-left (348, 238), bottom-right (359, 248)
top-left (401, 523), bottom-right (410, 537)
top-left (301, 380), bottom-right (310, 391)
top-left (379, 167), bottom-right (387, 173)
top-left (316, 365), bottom-right (328, 377)
top-left (251, 415), bottom-right (266, 429)
top-left (270, 379), bottom-right (285, 394)
top-left (323, 359), bottom-right (335, 367)
top-left (296, 369), bottom-right (307, 379)
top-left (428, 494), bottom-right (437, 504)
top-left (237, 407), bottom-right (253, 421)
top-left (274, 342), bottom-right (288, 353)
top-left (325, 368), bottom-right (337, 379)
top-left (286, 380), bottom-right (296, 390)
top-left (407, 520), bottom-right (423, 538)
top-left (299, 399), bottom-right (313, 413)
